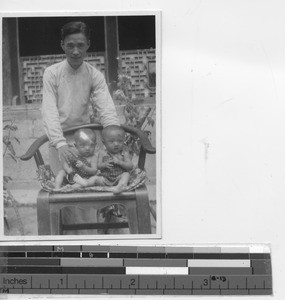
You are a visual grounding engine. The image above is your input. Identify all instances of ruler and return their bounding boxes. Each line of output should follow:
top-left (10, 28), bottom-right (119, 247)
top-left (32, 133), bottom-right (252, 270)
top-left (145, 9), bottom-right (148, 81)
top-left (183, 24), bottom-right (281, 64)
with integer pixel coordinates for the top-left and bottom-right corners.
top-left (0, 245), bottom-right (272, 295)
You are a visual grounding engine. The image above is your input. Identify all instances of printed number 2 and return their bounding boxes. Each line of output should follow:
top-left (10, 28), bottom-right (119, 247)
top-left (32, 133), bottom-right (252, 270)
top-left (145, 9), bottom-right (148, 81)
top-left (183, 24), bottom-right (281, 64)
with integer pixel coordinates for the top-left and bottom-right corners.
top-left (130, 279), bottom-right (136, 286)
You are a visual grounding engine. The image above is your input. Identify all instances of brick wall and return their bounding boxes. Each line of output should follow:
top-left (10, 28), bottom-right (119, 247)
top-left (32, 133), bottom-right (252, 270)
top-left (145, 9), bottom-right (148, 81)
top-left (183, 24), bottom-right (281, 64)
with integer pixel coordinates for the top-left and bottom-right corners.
top-left (21, 49), bottom-right (156, 103)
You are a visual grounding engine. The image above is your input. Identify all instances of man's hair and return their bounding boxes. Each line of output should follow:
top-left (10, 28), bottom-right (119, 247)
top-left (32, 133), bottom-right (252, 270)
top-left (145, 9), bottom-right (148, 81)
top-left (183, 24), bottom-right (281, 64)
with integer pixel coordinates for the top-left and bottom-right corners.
top-left (101, 125), bottom-right (125, 139)
top-left (61, 21), bottom-right (91, 41)
top-left (74, 128), bottom-right (96, 143)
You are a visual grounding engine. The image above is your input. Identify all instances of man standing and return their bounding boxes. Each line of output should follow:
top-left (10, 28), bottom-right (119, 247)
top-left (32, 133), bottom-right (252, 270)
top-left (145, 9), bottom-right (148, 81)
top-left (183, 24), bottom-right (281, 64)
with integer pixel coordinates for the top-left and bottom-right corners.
top-left (42, 21), bottom-right (119, 175)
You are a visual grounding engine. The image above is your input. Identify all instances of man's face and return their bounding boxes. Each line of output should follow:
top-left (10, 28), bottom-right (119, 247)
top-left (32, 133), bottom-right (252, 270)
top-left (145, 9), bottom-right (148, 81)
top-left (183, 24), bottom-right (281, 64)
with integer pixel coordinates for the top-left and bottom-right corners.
top-left (61, 33), bottom-right (90, 69)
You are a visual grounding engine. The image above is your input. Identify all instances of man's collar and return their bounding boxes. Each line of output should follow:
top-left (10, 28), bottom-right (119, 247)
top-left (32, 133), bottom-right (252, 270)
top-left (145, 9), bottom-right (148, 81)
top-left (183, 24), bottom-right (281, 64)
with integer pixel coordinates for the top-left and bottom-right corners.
top-left (64, 60), bottom-right (85, 73)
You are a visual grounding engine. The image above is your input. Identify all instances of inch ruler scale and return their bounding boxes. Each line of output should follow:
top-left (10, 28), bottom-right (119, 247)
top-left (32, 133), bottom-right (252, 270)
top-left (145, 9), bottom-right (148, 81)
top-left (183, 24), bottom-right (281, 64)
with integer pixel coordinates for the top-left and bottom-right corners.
top-left (0, 245), bottom-right (272, 295)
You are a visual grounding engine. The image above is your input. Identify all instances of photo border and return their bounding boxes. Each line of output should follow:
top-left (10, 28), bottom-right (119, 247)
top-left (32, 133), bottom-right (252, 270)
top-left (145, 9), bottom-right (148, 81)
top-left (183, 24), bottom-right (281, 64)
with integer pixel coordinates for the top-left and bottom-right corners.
top-left (0, 10), bottom-right (162, 242)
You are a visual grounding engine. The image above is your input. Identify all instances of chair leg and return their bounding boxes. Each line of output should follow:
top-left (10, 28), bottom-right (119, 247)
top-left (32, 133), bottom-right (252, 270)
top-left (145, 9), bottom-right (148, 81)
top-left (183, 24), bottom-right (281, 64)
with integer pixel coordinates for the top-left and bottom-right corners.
top-left (59, 210), bottom-right (63, 235)
top-left (50, 207), bottom-right (61, 235)
top-left (125, 202), bottom-right (139, 234)
top-left (37, 187), bottom-right (152, 235)
top-left (37, 190), bottom-right (51, 235)
top-left (135, 185), bottom-right (152, 234)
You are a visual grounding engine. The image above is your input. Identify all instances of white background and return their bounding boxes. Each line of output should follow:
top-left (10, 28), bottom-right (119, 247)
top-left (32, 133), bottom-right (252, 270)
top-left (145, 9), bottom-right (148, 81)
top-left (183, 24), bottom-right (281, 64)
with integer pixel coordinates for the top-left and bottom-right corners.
top-left (1, 0), bottom-right (285, 299)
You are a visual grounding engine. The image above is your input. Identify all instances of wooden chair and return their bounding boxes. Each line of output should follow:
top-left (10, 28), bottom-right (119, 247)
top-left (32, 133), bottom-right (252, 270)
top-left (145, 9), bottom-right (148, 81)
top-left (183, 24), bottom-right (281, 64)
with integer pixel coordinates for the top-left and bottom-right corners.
top-left (20, 124), bottom-right (156, 235)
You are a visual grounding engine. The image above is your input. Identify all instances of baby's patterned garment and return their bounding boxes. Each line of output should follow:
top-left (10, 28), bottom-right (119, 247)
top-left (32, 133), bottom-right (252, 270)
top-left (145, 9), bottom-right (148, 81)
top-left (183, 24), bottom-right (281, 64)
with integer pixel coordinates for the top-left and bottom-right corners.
top-left (100, 152), bottom-right (126, 182)
top-left (68, 155), bottom-right (91, 178)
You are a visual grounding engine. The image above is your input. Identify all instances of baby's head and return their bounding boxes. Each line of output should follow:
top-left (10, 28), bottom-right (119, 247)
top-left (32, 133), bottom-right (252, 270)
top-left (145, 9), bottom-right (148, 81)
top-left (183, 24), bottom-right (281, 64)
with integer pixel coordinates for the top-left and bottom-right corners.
top-left (101, 125), bottom-right (125, 154)
top-left (74, 128), bottom-right (96, 157)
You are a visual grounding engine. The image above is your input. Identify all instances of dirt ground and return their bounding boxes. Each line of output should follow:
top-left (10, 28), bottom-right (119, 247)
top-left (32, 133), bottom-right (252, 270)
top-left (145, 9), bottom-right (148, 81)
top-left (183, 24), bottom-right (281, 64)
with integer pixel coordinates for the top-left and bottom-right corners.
top-left (4, 202), bottom-right (157, 236)
top-left (4, 205), bottom-right (37, 236)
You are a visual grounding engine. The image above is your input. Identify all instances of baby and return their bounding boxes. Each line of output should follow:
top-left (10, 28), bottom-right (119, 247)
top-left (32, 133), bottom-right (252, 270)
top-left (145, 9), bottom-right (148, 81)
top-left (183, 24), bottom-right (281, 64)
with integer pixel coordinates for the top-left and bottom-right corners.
top-left (55, 128), bottom-right (98, 189)
top-left (97, 125), bottom-right (134, 194)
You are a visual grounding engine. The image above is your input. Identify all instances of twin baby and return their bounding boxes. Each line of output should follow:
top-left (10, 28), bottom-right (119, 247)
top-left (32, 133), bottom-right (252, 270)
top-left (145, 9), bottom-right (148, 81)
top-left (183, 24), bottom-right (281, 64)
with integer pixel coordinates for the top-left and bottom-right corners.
top-left (55, 125), bottom-right (133, 194)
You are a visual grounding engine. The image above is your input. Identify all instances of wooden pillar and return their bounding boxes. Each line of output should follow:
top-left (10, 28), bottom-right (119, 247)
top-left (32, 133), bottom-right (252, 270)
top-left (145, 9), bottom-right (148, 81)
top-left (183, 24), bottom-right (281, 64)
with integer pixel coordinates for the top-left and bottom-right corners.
top-left (104, 16), bottom-right (119, 96)
top-left (2, 18), bottom-right (23, 106)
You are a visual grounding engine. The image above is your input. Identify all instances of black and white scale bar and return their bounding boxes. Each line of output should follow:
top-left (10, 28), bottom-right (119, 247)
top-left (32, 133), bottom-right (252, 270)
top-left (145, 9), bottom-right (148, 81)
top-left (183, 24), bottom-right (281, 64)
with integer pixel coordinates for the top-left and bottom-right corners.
top-left (0, 267), bottom-right (269, 277)
top-left (4, 267), bottom-right (126, 274)
top-left (0, 245), bottom-right (272, 295)
top-left (0, 252), bottom-right (271, 260)
top-left (0, 258), bottom-right (270, 273)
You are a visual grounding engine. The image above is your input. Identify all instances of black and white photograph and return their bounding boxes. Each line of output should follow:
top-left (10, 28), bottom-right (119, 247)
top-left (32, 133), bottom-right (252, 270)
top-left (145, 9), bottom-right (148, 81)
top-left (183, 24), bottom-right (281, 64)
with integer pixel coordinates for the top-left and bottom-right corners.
top-left (2, 13), bottom-right (161, 238)
top-left (2, 0), bottom-right (285, 298)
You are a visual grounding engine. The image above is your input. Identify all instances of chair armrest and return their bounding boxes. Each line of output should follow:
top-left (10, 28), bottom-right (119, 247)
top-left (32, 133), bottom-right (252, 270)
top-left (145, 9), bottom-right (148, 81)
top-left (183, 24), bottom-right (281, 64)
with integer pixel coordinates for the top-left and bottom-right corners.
top-left (121, 124), bottom-right (156, 154)
top-left (20, 135), bottom-right (49, 161)
top-left (20, 124), bottom-right (156, 162)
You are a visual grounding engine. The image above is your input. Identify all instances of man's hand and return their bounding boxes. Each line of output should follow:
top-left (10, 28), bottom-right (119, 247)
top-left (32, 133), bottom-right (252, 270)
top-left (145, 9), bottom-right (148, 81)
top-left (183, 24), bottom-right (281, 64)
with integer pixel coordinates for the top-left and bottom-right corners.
top-left (58, 145), bottom-right (77, 164)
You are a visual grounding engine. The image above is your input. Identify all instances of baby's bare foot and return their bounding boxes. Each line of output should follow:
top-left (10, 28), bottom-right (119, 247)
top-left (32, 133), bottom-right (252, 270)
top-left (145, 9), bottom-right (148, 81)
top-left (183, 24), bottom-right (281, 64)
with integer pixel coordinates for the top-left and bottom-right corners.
top-left (73, 174), bottom-right (88, 187)
top-left (113, 184), bottom-right (127, 195)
